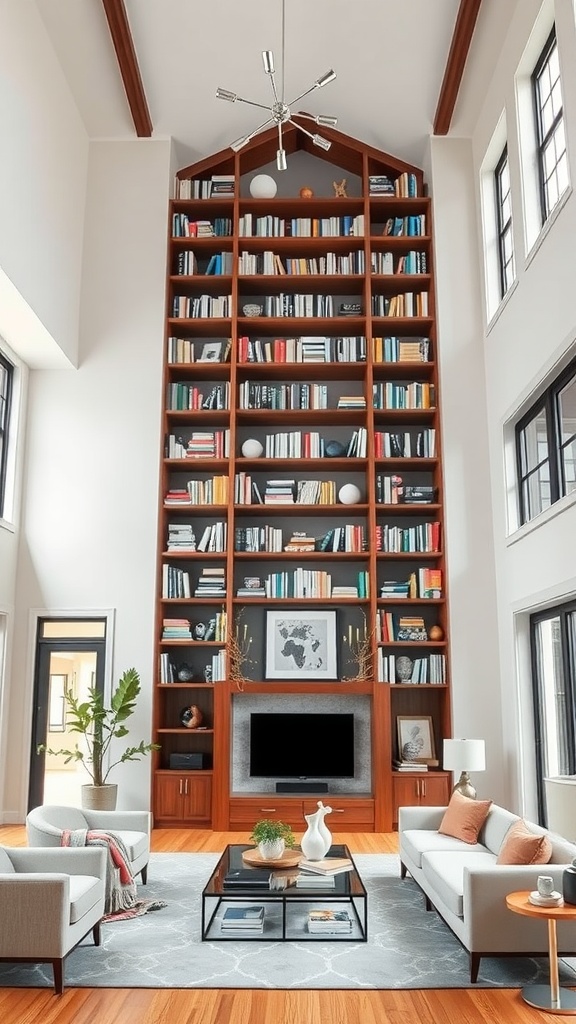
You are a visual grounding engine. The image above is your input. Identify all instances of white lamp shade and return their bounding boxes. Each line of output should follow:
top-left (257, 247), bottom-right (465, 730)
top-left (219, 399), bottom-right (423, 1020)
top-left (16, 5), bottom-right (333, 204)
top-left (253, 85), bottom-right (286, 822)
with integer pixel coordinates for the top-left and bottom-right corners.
top-left (544, 776), bottom-right (576, 838)
top-left (443, 738), bottom-right (485, 773)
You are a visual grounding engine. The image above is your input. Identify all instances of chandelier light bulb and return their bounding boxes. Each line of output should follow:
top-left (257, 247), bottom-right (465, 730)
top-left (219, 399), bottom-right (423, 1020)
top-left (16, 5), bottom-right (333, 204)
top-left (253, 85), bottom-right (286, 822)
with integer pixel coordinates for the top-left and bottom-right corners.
top-left (262, 50), bottom-right (275, 75)
top-left (315, 114), bottom-right (338, 127)
top-left (276, 148), bottom-right (288, 171)
top-left (230, 135), bottom-right (250, 152)
top-left (216, 88), bottom-right (237, 103)
top-left (315, 69), bottom-right (337, 88)
top-left (312, 134), bottom-right (332, 151)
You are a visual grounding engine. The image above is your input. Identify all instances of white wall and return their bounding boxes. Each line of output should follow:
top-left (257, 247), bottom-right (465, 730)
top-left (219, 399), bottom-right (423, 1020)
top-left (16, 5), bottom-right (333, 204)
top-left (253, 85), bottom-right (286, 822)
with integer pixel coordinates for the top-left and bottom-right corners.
top-left (451, 0), bottom-right (576, 817)
top-left (2, 139), bottom-right (172, 820)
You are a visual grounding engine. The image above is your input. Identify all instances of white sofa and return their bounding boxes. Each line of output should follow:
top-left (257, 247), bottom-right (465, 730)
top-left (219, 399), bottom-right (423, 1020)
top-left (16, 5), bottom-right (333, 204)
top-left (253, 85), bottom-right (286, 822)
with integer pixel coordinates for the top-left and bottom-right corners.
top-left (399, 802), bottom-right (576, 981)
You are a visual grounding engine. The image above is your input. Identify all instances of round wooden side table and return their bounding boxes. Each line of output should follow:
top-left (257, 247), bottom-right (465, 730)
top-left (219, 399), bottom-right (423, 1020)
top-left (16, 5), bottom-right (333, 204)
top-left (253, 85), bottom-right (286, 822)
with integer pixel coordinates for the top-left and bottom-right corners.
top-left (506, 890), bottom-right (576, 1014)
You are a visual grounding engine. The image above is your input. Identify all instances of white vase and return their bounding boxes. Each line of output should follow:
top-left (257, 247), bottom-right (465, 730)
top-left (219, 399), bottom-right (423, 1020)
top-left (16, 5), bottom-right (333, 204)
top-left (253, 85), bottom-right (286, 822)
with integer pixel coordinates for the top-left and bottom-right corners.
top-left (301, 802), bottom-right (333, 860)
top-left (258, 838), bottom-right (285, 860)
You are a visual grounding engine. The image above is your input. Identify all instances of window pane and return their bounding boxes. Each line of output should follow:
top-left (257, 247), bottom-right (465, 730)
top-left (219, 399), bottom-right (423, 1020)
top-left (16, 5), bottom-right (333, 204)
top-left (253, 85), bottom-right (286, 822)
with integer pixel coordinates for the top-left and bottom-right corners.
top-left (520, 409), bottom-right (548, 474)
top-left (534, 616), bottom-right (569, 777)
top-left (523, 465), bottom-right (551, 520)
top-left (559, 375), bottom-right (576, 442)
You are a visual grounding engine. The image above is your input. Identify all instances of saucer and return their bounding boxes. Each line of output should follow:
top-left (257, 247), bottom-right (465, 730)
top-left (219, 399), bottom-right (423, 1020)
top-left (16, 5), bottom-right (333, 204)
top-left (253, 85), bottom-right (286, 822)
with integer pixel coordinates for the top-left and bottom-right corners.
top-left (529, 890), bottom-right (563, 907)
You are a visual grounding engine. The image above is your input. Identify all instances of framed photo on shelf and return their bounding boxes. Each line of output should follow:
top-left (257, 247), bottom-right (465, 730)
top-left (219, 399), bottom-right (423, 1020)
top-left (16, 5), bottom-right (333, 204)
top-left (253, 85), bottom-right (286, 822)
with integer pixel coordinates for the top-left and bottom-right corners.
top-left (198, 341), bottom-right (223, 363)
top-left (397, 715), bottom-right (436, 763)
top-left (265, 609), bottom-right (338, 681)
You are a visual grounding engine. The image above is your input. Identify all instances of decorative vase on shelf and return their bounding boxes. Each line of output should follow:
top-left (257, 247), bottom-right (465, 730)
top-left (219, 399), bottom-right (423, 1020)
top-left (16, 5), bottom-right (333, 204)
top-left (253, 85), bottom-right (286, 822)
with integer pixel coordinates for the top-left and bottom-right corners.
top-left (301, 801), bottom-right (333, 860)
top-left (258, 838), bottom-right (285, 861)
top-left (396, 656), bottom-right (414, 682)
top-left (563, 859), bottom-right (576, 905)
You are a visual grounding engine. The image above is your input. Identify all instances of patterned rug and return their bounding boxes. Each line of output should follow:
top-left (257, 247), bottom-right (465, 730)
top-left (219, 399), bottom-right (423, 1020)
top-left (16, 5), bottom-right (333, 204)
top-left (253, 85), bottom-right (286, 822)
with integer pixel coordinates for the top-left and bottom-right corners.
top-left (2, 852), bottom-right (576, 990)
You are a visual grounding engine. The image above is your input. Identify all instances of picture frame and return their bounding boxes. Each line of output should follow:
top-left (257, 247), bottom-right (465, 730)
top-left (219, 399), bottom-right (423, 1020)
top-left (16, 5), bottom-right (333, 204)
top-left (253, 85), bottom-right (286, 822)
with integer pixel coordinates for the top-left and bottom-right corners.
top-left (198, 341), bottom-right (223, 363)
top-left (397, 715), bottom-right (436, 763)
top-left (265, 609), bottom-right (338, 681)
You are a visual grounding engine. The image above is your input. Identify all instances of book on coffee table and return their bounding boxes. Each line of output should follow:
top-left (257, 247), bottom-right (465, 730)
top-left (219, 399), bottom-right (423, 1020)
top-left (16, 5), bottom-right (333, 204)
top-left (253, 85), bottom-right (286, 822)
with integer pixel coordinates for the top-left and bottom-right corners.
top-left (221, 905), bottom-right (265, 929)
top-left (298, 856), bottom-right (353, 875)
top-left (222, 868), bottom-right (272, 888)
top-left (307, 909), bottom-right (353, 933)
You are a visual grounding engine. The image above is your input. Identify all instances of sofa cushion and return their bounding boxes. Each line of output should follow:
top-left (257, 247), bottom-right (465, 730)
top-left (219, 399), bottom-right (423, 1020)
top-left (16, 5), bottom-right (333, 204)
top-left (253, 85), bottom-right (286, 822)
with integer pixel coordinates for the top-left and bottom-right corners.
top-left (108, 830), bottom-right (148, 862)
top-left (402, 828), bottom-right (488, 869)
top-left (422, 850), bottom-right (497, 918)
top-left (497, 818), bottom-right (553, 865)
top-left (438, 791), bottom-right (493, 844)
top-left (0, 848), bottom-right (15, 873)
top-left (68, 874), bottom-right (103, 924)
top-left (480, 804), bottom-right (520, 854)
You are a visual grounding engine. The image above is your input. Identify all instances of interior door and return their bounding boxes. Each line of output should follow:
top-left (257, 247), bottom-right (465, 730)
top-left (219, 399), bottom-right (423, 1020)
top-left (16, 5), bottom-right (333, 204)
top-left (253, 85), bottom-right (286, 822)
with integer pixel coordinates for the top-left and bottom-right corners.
top-left (28, 619), bottom-right (107, 811)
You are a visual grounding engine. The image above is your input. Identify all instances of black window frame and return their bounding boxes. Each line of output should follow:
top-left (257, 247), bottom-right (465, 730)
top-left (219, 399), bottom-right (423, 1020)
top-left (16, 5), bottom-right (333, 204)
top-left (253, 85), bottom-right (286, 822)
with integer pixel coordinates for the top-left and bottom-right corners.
top-left (494, 145), bottom-right (515, 298)
top-left (530, 599), bottom-right (576, 824)
top-left (0, 351), bottom-right (14, 518)
top-left (515, 355), bottom-right (576, 525)
top-left (532, 25), bottom-right (566, 224)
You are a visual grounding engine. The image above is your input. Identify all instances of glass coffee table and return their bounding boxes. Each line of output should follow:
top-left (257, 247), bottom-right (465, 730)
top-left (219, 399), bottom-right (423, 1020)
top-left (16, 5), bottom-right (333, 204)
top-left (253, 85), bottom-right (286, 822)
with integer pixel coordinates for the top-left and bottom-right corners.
top-left (201, 843), bottom-right (368, 941)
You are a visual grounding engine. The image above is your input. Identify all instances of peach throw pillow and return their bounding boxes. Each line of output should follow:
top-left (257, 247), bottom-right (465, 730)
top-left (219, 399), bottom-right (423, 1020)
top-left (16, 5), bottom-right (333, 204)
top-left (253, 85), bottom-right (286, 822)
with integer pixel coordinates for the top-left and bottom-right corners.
top-left (496, 818), bottom-right (553, 865)
top-left (438, 791), bottom-right (492, 844)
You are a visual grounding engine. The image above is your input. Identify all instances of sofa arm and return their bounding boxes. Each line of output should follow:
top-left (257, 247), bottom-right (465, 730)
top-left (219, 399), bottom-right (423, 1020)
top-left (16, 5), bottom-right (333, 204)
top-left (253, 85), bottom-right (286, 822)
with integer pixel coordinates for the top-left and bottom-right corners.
top-left (463, 863), bottom-right (569, 952)
top-left (0, 875), bottom-right (70, 956)
top-left (83, 809), bottom-right (152, 834)
top-left (8, 847), bottom-right (107, 877)
top-left (398, 805), bottom-right (447, 833)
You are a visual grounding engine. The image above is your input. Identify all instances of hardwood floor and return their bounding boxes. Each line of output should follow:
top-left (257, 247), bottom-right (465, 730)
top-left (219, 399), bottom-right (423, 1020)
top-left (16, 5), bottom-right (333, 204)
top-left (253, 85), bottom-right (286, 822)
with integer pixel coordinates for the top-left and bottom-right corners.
top-left (0, 824), bottom-right (566, 1023)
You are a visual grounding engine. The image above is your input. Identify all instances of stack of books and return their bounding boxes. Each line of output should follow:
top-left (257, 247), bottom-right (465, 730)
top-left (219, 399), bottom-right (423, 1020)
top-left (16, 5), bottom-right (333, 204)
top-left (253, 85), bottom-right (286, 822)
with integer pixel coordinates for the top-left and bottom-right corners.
top-left (307, 909), bottom-right (353, 934)
top-left (369, 174), bottom-right (395, 195)
top-left (194, 567), bottom-right (226, 597)
top-left (393, 760), bottom-right (429, 772)
top-left (284, 532), bottom-right (316, 552)
top-left (298, 857), bottom-right (353, 875)
top-left (236, 576), bottom-right (266, 598)
top-left (295, 872), bottom-right (336, 888)
top-left (221, 905), bottom-right (265, 931)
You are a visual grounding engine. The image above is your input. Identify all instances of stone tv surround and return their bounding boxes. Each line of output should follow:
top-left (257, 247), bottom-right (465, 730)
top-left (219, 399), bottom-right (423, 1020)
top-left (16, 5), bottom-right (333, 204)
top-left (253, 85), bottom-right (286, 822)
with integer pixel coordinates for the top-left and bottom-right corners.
top-left (231, 693), bottom-right (371, 793)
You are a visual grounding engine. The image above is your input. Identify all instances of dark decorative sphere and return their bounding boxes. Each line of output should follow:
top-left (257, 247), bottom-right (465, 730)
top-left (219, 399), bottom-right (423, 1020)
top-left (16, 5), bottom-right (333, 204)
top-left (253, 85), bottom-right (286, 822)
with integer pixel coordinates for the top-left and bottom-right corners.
top-left (325, 440), bottom-right (346, 458)
top-left (176, 663), bottom-right (194, 682)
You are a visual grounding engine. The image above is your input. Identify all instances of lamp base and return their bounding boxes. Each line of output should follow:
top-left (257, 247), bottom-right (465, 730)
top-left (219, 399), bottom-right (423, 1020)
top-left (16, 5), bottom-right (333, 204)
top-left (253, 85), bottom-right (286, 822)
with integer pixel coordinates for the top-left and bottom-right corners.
top-left (452, 772), bottom-right (477, 800)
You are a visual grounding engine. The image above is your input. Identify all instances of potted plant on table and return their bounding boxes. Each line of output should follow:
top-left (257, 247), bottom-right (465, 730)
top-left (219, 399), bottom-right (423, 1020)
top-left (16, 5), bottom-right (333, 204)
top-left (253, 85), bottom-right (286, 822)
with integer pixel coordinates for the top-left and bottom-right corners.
top-left (249, 819), bottom-right (296, 861)
top-left (38, 666), bottom-right (160, 810)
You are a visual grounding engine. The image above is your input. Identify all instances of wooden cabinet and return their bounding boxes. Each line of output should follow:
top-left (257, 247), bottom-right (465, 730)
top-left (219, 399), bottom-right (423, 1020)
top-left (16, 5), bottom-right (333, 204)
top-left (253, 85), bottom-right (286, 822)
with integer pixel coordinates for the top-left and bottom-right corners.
top-left (154, 772), bottom-right (212, 825)
top-left (152, 122), bottom-right (451, 830)
top-left (229, 796), bottom-right (375, 832)
top-left (392, 772), bottom-right (450, 825)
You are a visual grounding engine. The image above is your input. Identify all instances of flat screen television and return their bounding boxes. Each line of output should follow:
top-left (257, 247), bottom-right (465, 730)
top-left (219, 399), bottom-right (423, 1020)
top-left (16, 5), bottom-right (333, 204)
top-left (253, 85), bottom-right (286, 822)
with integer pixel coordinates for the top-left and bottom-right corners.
top-left (249, 712), bottom-right (355, 778)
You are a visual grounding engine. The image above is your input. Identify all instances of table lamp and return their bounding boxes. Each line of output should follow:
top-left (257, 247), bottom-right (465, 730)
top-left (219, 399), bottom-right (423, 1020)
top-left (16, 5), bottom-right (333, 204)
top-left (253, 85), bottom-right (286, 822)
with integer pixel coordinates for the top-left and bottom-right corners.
top-left (443, 738), bottom-right (486, 799)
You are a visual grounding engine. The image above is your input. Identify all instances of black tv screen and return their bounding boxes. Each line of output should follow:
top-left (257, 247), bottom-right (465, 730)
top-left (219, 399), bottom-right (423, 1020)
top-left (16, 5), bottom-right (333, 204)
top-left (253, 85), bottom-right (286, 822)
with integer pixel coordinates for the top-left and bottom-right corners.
top-left (249, 712), bottom-right (354, 778)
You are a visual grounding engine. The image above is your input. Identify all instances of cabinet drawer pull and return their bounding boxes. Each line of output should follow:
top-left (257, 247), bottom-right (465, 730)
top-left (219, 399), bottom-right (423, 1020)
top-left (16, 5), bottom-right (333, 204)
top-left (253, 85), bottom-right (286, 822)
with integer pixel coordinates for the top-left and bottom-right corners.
top-left (332, 808), bottom-right (345, 813)
top-left (260, 807), bottom-right (277, 813)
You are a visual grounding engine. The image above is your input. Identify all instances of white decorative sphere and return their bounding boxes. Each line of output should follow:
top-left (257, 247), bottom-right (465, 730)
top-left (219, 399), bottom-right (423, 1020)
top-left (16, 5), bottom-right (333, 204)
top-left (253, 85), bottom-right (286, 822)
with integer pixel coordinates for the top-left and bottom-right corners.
top-left (338, 483), bottom-right (361, 505)
top-left (249, 174), bottom-right (277, 199)
top-left (241, 438), bottom-right (264, 458)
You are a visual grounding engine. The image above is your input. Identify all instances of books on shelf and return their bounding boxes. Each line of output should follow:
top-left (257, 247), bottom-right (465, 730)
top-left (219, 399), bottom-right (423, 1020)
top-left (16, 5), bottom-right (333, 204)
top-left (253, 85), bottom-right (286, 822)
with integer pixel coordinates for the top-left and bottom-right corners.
top-left (221, 905), bottom-right (265, 930)
top-left (295, 873), bottom-right (336, 888)
top-left (298, 857), bottom-right (353, 875)
top-left (393, 760), bottom-right (429, 771)
top-left (307, 909), bottom-right (353, 933)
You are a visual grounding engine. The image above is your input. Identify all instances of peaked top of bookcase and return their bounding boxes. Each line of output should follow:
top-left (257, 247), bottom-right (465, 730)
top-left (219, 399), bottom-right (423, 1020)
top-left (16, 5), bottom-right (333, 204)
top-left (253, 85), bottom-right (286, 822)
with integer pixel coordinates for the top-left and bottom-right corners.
top-left (176, 121), bottom-right (424, 189)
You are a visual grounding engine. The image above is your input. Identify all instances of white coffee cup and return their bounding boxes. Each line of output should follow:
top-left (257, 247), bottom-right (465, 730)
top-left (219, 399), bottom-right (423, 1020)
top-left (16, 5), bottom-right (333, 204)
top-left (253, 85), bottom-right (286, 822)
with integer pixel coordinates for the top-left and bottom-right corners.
top-left (537, 875), bottom-right (555, 897)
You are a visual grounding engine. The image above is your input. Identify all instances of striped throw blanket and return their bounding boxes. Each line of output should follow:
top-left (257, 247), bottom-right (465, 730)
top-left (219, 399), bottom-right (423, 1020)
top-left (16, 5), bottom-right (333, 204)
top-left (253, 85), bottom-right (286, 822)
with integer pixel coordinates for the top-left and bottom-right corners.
top-left (61, 828), bottom-right (166, 919)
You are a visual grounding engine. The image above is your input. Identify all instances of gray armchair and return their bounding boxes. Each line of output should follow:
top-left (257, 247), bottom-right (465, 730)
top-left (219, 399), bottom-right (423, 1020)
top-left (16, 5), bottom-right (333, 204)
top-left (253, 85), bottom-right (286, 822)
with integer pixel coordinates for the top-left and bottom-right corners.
top-left (26, 805), bottom-right (151, 883)
top-left (0, 844), bottom-right (106, 993)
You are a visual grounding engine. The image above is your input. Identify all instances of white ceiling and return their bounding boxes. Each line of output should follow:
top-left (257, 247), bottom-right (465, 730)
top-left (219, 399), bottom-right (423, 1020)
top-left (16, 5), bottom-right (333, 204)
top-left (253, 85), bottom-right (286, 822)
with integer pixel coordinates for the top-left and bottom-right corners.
top-left (36, 0), bottom-right (464, 170)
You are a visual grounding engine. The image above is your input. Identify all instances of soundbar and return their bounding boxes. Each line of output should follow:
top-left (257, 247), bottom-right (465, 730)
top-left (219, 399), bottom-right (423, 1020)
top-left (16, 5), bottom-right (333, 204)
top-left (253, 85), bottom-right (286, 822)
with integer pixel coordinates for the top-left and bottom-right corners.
top-left (276, 781), bottom-right (329, 794)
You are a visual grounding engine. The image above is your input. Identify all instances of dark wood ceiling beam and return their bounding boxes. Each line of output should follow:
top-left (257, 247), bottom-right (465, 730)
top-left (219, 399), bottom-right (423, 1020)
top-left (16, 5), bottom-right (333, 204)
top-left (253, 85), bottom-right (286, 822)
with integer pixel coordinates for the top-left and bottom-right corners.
top-left (101, 0), bottom-right (152, 137)
top-left (434, 0), bottom-right (483, 135)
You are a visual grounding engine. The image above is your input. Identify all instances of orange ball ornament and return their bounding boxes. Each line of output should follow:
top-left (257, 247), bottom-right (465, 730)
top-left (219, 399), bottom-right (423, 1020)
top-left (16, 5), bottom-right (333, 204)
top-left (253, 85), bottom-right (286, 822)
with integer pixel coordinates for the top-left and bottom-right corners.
top-left (428, 625), bottom-right (444, 641)
top-left (299, 186), bottom-right (314, 199)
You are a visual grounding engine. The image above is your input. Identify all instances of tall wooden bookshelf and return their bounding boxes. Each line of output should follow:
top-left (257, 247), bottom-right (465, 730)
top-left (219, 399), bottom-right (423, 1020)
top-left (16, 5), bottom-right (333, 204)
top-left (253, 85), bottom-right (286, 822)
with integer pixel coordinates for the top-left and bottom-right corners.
top-left (152, 124), bottom-right (451, 831)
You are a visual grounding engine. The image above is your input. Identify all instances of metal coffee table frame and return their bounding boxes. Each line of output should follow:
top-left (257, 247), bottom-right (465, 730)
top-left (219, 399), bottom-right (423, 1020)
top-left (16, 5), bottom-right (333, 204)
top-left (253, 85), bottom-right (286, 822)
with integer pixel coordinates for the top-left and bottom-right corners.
top-left (201, 843), bottom-right (368, 941)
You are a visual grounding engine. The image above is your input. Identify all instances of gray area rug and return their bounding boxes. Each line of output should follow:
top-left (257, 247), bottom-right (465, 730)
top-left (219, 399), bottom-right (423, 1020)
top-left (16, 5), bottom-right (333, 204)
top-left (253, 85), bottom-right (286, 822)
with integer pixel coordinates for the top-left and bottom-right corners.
top-left (2, 852), bottom-right (576, 990)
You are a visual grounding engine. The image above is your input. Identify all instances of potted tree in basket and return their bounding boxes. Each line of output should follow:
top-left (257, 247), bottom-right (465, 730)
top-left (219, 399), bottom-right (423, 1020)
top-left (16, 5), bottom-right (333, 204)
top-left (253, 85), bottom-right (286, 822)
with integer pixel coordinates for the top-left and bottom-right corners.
top-left (38, 666), bottom-right (160, 810)
top-left (249, 819), bottom-right (296, 861)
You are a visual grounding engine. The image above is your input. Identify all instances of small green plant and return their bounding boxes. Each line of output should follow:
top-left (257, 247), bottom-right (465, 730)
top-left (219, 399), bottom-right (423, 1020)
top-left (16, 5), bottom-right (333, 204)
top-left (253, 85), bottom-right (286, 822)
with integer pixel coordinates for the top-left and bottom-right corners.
top-left (38, 666), bottom-right (160, 786)
top-left (249, 818), bottom-right (295, 847)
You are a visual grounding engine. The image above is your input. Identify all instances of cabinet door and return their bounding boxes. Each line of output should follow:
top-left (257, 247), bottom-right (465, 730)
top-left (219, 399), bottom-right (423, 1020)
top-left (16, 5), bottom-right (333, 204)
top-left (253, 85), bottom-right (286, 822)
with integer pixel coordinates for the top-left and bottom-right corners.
top-left (182, 774), bottom-right (212, 821)
top-left (154, 774), bottom-right (186, 822)
top-left (392, 772), bottom-right (450, 825)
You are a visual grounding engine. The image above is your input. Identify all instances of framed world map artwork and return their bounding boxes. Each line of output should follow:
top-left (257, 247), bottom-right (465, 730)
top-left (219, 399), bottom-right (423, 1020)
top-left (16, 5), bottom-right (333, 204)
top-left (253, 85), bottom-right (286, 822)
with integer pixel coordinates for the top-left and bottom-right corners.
top-left (265, 609), bottom-right (338, 681)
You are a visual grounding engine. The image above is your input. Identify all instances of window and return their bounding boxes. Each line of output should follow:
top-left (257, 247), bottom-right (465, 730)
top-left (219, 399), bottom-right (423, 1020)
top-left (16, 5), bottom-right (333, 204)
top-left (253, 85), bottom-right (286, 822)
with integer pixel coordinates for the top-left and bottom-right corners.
top-left (531, 600), bottom-right (576, 822)
top-left (516, 357), bottom-right (576, 524)
top-left (532, 26), bottom-right (569, 224)
top-left (0, 352), bottom-right (13, 518)
top-left (494, 146), bottom-right (515, 297)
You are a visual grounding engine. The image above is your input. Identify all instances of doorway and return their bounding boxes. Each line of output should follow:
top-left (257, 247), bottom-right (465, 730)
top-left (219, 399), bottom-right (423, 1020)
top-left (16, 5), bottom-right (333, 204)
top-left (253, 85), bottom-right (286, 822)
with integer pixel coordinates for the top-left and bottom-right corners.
top-left (28, 618), bottom-right (107, 811)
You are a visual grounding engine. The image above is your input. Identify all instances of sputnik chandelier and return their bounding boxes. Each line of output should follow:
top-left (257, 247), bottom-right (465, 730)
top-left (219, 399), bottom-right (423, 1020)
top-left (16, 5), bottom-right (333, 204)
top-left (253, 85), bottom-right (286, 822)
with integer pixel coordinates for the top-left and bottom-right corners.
top-left (216, 0), bottom-right (337, 170)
